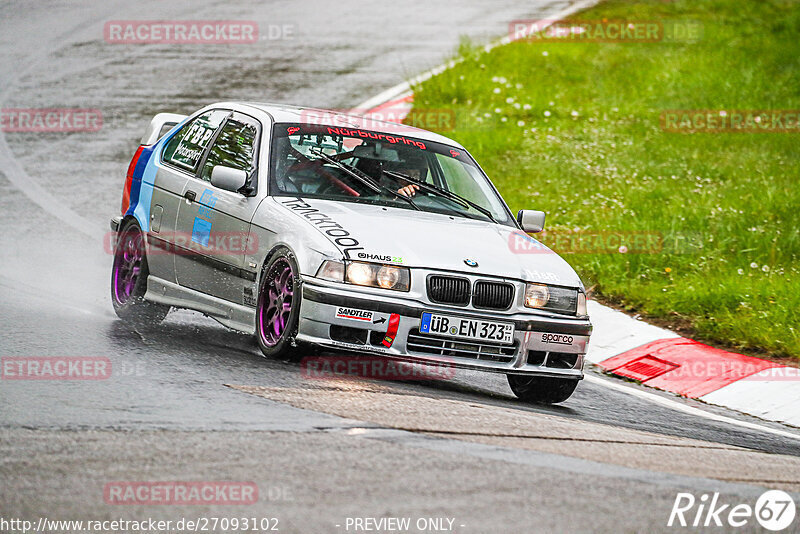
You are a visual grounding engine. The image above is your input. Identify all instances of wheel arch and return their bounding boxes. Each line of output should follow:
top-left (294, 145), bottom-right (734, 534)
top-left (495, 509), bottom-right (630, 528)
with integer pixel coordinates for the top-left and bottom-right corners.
top-left (257, 242), bottom-right (302, 287)
top-left (119, 213), bottom-right (140, 231)
top-left (254, 242), bottom-right (305, 357)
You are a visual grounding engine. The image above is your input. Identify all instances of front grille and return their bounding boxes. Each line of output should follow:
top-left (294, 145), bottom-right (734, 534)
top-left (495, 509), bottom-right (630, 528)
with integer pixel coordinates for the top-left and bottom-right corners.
top-left (406, 328), bottom-right (517, 363)
top-left (546, 352), bottom-right (579, 369)
top-left (427, 275), bottom-right (470, 306)
top-left (472, 281), bottom-right (514, 309)
top-left (329, 325), bottom-right (368, 345)
top-left (526, 351), bottom-right (579, 369)
top-left (527, 350), bottom-right (547, 366)
top-left (369, 331), bottom-right (387, 347)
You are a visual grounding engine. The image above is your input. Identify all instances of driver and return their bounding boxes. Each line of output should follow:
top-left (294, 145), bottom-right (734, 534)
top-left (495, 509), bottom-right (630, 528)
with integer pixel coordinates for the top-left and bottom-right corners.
top-left (354, 144), bottom-right (429, 198)
top-left (387, 153), bottom-right (428, 198)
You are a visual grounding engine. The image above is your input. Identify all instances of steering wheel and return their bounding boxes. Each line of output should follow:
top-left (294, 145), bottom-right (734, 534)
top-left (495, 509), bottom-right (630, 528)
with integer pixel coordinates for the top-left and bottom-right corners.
top-left (287, 147), bottom-right (359, 197)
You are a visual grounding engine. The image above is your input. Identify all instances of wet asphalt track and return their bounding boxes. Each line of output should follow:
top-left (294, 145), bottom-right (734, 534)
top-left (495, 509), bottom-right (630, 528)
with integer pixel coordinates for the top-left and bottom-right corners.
top-left (1, 1), bottom-right (800, 533)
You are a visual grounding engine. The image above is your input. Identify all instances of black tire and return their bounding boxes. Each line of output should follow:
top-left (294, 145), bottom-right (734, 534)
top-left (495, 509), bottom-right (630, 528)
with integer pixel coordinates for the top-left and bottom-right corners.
top-left (255, 247), bottom-right (303, 359)
top-left (110, 220), bottom-right (169, 325)
top-left (507, 374), bottom-right (579, 404)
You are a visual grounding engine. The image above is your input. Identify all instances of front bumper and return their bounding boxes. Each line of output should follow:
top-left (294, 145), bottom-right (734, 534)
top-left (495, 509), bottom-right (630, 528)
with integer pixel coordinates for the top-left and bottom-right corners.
top-left (297, 278), bottom-right (592, 379)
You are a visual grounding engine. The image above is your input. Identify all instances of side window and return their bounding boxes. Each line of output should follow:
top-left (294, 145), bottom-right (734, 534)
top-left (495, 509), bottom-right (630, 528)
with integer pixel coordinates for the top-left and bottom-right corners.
top-left (162, 110), bottom-right (229, 172)
top-left (200, 119), bottom-right (258, 182)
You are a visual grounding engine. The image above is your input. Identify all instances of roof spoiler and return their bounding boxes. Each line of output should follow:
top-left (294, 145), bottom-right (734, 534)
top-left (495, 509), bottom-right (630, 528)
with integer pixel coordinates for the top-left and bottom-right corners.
top-left (140, 112), bottom-right (188, 146)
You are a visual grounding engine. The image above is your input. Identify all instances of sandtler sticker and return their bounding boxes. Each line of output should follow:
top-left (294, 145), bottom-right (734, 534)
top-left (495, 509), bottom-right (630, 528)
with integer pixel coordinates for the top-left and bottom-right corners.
top-left (335, 307), bottom-right (374, 322)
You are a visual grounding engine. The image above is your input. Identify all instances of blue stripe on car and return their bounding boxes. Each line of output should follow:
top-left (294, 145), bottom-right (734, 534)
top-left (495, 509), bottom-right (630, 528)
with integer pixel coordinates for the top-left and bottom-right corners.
top-left (128, 118), bottom-right (189, 232)
top-left (124, 146), bottom-right (154, 220)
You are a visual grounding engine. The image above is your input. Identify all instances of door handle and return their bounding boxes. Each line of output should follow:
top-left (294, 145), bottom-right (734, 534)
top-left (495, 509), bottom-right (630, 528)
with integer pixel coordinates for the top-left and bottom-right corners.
top-left (184, 190), bottom-right (196, 202)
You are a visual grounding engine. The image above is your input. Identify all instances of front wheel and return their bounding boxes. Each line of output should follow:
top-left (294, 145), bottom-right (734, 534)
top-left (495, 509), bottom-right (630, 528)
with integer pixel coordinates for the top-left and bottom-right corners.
top-left (110, 221), bottom-right (169, 325)
top-left (507, 374), bottom-right (578, 404)
top-left (255, 248), bottom-right (302, 359)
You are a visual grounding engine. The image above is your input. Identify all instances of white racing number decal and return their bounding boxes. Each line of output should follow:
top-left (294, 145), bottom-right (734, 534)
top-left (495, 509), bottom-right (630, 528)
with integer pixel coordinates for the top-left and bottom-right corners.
top-left (336, 307), bottom-right (374, 322)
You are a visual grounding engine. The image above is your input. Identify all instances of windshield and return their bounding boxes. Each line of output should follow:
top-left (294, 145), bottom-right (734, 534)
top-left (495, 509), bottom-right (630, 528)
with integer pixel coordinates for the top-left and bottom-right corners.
top-left (269, 123), bottom-right (513, 225)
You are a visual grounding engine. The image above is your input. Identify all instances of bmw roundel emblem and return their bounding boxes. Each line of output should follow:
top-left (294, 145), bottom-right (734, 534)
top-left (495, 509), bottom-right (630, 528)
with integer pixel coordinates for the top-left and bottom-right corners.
top-left (464, 258), bottom-right (479, 267)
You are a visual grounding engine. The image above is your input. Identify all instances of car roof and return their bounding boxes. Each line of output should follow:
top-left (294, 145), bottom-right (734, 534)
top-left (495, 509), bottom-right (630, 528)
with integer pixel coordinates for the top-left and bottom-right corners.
top-left (227, 101), bottom-right (465, 149)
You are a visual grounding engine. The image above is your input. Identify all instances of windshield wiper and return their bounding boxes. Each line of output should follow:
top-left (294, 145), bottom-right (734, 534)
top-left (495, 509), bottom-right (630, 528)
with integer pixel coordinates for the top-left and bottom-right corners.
top-left (309, 148), bottom-right (421, 211)
top-left (382, 170), bottom-right (498, 224)
top-left (310, 148), bottom-right (380, 194)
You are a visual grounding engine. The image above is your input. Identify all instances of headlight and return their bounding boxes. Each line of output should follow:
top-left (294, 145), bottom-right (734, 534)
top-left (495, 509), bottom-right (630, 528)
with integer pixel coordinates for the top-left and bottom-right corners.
top-left (577, 292), bottom-right (587, 316)
top-left (376, 265), bottom-right (401, 289)
top-left (316, 260), bottom-right (345, 282)
top-left (345, 262), bottom-right (410, 292)
top-left (524, 283), bottom-right (549, 308)
top-left (524, 283), bottom-right (578, 314)
top-left (347, 262), bottom-right (374, 286)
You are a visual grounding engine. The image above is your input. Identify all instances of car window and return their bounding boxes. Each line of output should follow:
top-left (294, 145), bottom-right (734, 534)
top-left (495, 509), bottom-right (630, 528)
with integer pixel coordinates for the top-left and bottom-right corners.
top-left (269, 123), bottom-right (514, 225)
top-left (199, 118), bottom-right (258, 182)
top-left (162, 110), bottom-right (228, 172)
top-left (434, 153), bottom-right (501, 214)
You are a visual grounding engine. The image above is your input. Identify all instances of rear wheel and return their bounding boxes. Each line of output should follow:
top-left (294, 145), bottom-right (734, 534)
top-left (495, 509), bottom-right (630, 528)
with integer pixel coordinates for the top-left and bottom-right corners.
top-left (110, 221), bottom-right (169, 325)
top-left (255, 248), bottom-right (302, 359)
top-left (507, 374), bottom-right (578, 404)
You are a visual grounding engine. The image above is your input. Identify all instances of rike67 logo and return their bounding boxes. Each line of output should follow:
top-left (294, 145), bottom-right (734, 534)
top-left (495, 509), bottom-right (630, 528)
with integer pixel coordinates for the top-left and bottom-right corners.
top-left (668, 490), bottom-right (796, 531)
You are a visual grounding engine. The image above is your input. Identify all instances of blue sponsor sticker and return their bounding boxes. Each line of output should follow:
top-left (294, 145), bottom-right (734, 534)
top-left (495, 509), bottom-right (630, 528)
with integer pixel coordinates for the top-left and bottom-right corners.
top-left (420, 312), bottom-right (432, 333)
top-left (199, 189), bottom-right (216, 206)
top-left (191, 217), bottom-right (212, 246)
top-left (197, 189), bottom-right (218, 219)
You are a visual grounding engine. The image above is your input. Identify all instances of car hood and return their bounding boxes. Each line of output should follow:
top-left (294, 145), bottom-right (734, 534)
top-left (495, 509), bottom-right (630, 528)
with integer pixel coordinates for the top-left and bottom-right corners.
top-left (275, 197), bottom-right (583, 288)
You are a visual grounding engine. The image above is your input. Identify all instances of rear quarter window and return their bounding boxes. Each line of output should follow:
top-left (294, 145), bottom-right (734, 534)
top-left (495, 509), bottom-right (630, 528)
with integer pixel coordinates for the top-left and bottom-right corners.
top-left (162, 110), bottom-right (228, 171)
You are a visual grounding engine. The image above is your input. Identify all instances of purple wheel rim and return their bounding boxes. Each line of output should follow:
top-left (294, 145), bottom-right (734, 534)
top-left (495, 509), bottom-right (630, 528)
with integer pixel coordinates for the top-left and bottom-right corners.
top-left (112, 228), bottom-right (143, 305)
top-left (258, 258), bottom-right (294, 348)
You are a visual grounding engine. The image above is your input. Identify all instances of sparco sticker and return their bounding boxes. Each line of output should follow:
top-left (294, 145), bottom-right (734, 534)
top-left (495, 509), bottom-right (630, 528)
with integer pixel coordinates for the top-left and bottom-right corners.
top-left (541, 333), bottom-right (574, 346)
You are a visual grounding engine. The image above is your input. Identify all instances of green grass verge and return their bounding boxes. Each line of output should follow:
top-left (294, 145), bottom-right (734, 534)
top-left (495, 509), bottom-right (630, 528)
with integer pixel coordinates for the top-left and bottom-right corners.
top-left (408, 0), bottom-right (800, 359)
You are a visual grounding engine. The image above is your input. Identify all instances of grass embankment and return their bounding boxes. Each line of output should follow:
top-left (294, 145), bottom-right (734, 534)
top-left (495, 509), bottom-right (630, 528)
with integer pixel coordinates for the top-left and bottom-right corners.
top-left (408, 0), bottom-right (800, 359)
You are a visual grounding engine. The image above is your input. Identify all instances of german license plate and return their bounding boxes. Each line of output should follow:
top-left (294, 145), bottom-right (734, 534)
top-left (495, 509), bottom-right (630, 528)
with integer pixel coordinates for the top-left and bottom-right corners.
top-left (419, 312), bottom-right (515, 345)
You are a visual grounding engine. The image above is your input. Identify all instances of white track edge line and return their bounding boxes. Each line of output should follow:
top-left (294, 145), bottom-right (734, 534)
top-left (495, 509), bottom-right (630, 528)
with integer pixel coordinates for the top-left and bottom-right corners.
top-left (351, 0), bottom-right (800, 442)
top-left (584, 374), bottom-right (800, 442)
top-left (354, 0), bottom-right (600, 111)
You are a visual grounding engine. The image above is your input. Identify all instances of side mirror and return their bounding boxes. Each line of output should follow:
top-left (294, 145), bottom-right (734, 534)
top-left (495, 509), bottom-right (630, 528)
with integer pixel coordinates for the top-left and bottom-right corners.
top-left (211, 166), bottom-right (247, 193)
top-left (517, 210), bottom-right (546, 233)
